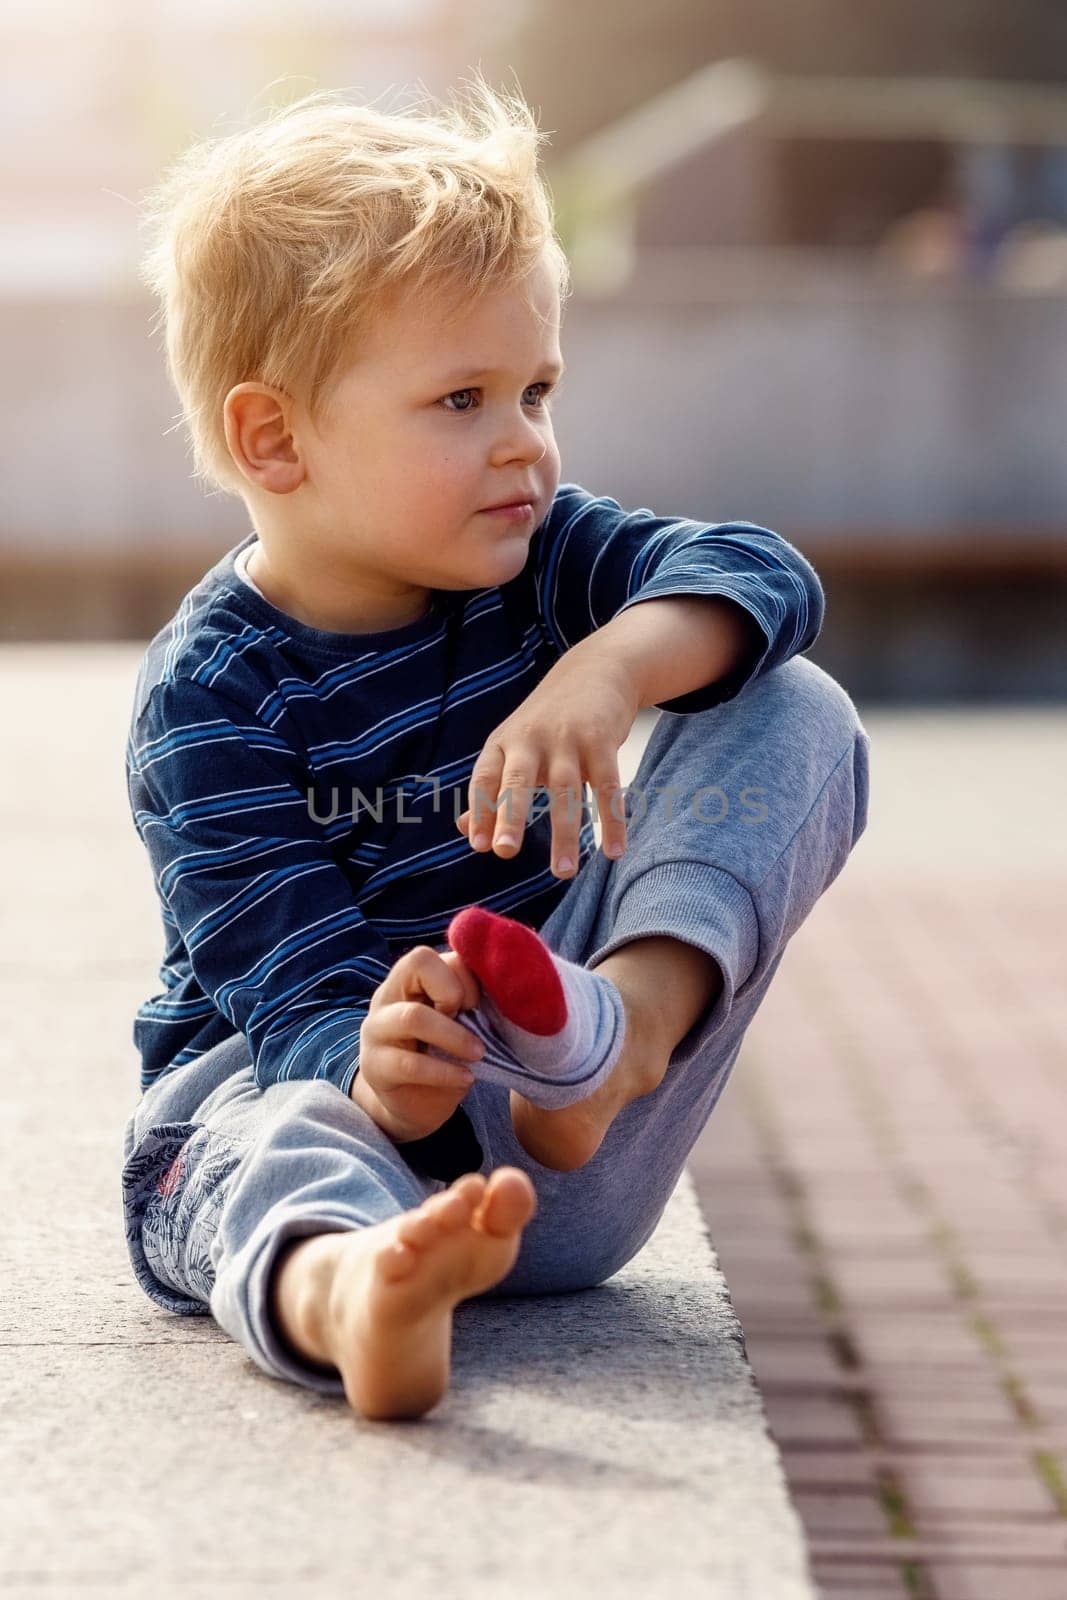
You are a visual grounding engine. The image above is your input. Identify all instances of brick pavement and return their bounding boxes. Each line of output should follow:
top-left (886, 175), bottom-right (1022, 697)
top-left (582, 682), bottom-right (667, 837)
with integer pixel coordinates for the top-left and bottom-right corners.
top-left (687, 706), bottom-right (1067, 1600)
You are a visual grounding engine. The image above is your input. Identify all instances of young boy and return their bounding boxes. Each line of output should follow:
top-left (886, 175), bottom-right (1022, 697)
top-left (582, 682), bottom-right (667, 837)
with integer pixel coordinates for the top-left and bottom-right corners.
top-left (122, 77), bottom-right (870, 1421)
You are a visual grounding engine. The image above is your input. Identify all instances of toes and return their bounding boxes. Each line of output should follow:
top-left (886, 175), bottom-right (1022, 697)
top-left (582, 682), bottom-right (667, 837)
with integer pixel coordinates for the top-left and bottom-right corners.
top-left (378, 1237), bottom-right (420, 1283)
top-left (432, 1174), bottom-right (486, 1229)
top-left (449, 1172), bottom-right (488, 1204)
top-left (394, 1212), bottom-right (438, 1252)
top-left (389, 1169), bottom-right (530, 1266)
top-left (475, 1167), bottom-right (538, 1235)
top-left (396, 1174), bottom-right (485, 1250)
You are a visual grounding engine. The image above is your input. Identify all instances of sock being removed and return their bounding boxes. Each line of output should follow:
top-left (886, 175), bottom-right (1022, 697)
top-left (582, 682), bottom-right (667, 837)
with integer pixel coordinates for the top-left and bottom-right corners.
top-left (436, 906), bottom-right (627, 1109)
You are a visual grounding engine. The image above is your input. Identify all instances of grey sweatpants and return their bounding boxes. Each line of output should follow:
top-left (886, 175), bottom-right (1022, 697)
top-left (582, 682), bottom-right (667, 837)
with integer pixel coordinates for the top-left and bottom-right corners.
top-left (120, 655), bottom-right (870, 1395)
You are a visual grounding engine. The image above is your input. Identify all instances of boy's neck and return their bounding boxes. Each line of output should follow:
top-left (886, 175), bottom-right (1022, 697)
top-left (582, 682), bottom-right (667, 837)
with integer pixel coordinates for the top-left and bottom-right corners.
top-left (245, 542), bottom-right (432, 636)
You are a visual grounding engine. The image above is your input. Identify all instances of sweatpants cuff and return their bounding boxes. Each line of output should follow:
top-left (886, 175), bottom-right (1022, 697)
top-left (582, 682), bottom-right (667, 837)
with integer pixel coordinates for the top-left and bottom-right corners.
top-left (588, 860), bottom-right (760, 1049)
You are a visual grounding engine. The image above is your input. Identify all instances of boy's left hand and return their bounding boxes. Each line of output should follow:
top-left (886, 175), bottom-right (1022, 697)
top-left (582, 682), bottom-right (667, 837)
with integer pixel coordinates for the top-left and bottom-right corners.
top-left (456, 643), bottom-right (640, 878)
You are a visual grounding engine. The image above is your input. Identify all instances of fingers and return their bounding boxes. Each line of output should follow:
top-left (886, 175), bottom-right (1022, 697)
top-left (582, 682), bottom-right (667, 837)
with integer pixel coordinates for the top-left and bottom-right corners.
top-left (466, 742), bottom-right (508, 850)
top-left (396, 999), bottom-right (486, 1062)
top-left (586, 757), bottom-right (628, 863)
top-left (373, 949), bottom-right (486, 1060)
top-left (460, 753), bottom-right (627, 875)
top-left (368, 947), bottom-right (474, 1054)
top-left (379, 1045), bottom-right (479, 1093)
top-left (487, 752), bottom-right (538, 854)
top-left (378, 943), bottom-right (467, 1013)
top-left (362, 998), bottom-right (484, 1088)
top-left (543, 748), bottom-right (626, 870)
top-left (544, 760), bottom-right (585, 877)
top-left (464, 738), bottom-right (582, 870)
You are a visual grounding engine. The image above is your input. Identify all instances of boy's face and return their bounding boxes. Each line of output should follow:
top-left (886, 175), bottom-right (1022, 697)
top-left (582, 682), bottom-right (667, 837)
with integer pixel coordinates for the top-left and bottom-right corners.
top-left (295, 249), bottom-right (564, 604)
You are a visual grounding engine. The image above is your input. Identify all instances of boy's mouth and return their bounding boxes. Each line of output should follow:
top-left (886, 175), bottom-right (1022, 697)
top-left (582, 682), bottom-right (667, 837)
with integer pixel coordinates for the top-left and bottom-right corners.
top-left (479, 502), bottom-right (535, 522)
top-left (481, 487), bottom-right (537, 512)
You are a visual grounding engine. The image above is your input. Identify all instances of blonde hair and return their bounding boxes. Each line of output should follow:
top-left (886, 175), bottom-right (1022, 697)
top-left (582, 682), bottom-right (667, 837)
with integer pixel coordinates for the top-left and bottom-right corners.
top-left (138, 74), bottom-right (571, 497)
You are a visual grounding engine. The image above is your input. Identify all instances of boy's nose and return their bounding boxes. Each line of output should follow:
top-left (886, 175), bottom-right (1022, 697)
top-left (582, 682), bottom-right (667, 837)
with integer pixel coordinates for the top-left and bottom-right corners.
top-left (491, 416), bottom-right (550, 466)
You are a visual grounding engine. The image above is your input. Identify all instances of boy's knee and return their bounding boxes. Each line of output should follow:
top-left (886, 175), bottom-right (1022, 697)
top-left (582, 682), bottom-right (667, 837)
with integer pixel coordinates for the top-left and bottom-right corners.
top-left (782, 660), bottom-right (870, 851)
top-left (743, 658), bottom-right (870, 851)
top-left (786, 659), bottom-right (871, 852)
top-left (763, 655), bottom-right (866, 751)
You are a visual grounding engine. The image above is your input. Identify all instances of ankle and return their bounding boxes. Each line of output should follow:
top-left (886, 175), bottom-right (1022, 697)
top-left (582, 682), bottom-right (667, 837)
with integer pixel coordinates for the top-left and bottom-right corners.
top-left (593, 967), bottom-right (665, 1059)
top-left (602, 988), bottom-right (671, 1099)
top-left (594, 938), bottom-right (723, 1062)
top-left (270, 1232), bottom-right (344, 1371)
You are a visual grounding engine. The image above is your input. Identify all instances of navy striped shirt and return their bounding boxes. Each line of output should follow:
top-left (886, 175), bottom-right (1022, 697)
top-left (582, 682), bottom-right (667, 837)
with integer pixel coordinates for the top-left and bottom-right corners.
top-left (126, 481), bottom-right (825, 1097)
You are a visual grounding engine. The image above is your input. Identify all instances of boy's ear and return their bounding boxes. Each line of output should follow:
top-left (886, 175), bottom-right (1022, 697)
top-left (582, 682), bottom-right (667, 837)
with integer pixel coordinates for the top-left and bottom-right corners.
top-left (223, 383), bottom-right (305, 494)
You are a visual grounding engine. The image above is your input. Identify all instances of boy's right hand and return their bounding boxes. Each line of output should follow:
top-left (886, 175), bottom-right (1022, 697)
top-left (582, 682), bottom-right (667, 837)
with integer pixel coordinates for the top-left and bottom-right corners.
top-left (350, 945), bottom-right (485, 1145)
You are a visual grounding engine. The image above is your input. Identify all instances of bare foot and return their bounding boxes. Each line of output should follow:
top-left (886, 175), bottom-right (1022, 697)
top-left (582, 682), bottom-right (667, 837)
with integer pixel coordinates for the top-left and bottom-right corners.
top-left (270, 1167), bottom-right (537, 1420)
top-left (509, 1000), bottom-right (671, 1172)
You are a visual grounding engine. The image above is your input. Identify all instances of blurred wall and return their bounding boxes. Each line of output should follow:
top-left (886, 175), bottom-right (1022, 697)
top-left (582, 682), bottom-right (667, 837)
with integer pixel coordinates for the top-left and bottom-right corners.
top-left (3, 271), bottom-right (1064, 703)
top-left (3, 0), bottom-right (1066, 704)
top-left (6, 277), bottom-right (1067, 544)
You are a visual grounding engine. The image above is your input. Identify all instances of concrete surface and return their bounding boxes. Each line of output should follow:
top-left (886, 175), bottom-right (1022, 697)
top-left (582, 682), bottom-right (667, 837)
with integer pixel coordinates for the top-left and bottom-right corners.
top-left (0, 644), bottom-right (816, 1600)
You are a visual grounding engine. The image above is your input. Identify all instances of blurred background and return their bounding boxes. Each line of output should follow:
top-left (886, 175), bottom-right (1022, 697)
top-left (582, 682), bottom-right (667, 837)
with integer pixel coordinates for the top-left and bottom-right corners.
top-left (3, 0), bottom-right (1066, 700)
top-left (3, 6), bottom-right (1066, 1597)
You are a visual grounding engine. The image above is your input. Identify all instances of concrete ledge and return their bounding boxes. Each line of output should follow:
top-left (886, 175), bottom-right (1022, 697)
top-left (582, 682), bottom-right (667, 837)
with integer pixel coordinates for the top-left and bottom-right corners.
top-left (0, 646), bottom-right (815, 1600)
top-left (2, 1171), bottom-right (815, 1599)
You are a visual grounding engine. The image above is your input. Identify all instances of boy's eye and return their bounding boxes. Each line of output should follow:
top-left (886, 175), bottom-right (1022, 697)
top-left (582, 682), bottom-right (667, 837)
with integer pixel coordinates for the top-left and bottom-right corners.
top-left (441, 382), bottom-right (556, 414)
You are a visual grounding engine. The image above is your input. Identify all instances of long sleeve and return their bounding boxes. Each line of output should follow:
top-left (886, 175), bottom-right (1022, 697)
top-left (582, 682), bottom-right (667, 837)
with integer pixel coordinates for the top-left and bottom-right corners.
top-left (529, 482), bottom-right (826, 713)
top-left (128, 678), bottom-right (392, 1096)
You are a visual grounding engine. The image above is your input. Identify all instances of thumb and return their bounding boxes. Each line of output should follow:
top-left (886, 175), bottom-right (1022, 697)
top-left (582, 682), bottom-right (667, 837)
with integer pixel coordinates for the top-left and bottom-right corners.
top-left (437, 948), bottom-right (482, 1013)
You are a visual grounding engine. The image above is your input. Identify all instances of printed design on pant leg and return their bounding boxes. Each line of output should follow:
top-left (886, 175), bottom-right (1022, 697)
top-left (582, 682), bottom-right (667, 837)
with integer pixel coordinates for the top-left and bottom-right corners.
top-left (141, 1127), bottom-right (250, 1306)
top-left (121, 1123), bottom-right (208, 1315)
top-left (157, 1152), bottom-right (186, 1199)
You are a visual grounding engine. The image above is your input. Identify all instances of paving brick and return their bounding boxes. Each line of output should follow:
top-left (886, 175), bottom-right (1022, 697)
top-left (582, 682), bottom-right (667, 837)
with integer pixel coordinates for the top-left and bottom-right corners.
top-left (808, 1527), bottom-right (1067, 1559)
top-left (709, 1229), bottom-right (811, 1271)
top-left (809, 1561), bottom-right (915, 1598)
top-left (845, 1312), bottom-right (992, 1368)
top-left (809, 1216), bottom-right (933, 1251)
top-left (763, 1395), bottom-right (869, 1448)
top-left (777, 1448), bottom-right (889, 1492)
top-left (792, 1491), bottom-right (889, 1536)
top-left (871, 1390), bottom-right (1031, 1447)
top-left (957, 1250), bottom-right (1067, 1294)
top-left (825, 1369), bottom-right (1015, 1405)
top-left (733, 1307), bottom-right (837, 1342)
top-left (1020, 1378), bottom-right (1067, 1423)
top-left (711, 1256), bottom-right (815, 1303)
top-left (802, 1185), bottom-right (924, 1240)
top-left (900, 1457), bottom-right (1059, 1521)
top-left (923, 1560), bottom-right (1067, 1600)
top-left (978, 1307), bottom-right (1067, 1352)
top-left (828, 1252), bottom-right (956, 1306)
top-left (741, 1335), bottom-right (845, 1387)
top-left (817, 1235), bottom-right (942, 1261)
